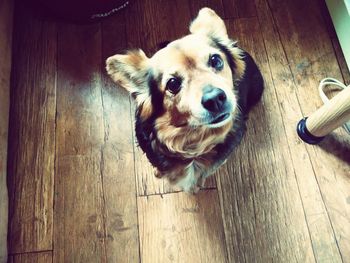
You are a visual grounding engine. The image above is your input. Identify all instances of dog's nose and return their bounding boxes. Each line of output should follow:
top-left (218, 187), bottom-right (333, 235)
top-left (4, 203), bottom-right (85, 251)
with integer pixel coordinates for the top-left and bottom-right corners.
top-left (201, 87), bottom-right (227, 112)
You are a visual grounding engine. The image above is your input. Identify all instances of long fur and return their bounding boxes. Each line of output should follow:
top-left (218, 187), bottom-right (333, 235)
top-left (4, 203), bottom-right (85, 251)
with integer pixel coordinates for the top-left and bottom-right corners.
top-left (107, 8), bottom-right (264, 192)
top-left (135, 49), bottom-right (264, 182)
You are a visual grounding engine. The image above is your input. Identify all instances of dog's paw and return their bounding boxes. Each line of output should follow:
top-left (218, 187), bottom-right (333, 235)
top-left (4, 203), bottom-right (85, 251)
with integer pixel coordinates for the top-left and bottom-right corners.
top-left (197, 176), bottom-right (207, 188)
top-left (176, 174), bottom-right (199, 194)
top-left (183, 184), bottom-right (200, 195)
top-left (154, 168), bottom-right (163, 178)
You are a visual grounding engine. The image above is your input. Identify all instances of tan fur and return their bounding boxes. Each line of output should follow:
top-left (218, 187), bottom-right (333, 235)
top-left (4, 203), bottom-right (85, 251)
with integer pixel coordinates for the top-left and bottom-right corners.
top-left (155, 112), bottom-right (233, 158)
top-left (190, 7), bottom-right (228, 39)
top-left (139, 96), bottom-right (153, 120)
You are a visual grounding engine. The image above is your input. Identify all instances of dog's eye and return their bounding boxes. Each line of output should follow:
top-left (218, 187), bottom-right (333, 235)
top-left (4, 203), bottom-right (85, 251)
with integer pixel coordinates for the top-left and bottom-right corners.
top-left (209, 54), bottom-right (224, 71)
top-left (166, 78), bottom-right (182, 94)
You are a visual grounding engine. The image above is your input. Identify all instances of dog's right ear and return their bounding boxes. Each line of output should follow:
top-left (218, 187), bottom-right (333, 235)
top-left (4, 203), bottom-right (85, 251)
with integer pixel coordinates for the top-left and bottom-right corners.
top-left (190, 8), bottom-right (228, 39)
top-left (106, 49), bottom-right (150, 104)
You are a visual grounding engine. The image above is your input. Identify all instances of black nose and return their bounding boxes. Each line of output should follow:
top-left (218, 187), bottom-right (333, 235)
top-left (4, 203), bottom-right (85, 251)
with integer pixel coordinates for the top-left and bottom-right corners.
top-left (201, 87), bottom-right (227, 112)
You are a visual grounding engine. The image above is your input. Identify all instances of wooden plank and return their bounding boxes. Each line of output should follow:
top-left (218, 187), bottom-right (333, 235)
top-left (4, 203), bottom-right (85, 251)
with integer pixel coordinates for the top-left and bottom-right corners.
top-left (266, 0), bottom-right (350, 260)
top-left (126, 0), bottom-right (216, 195)
top-left (188, 0), bottom-right (225, 18)
top-left (54, 156), bottom-right (106, 262)
top-left (9, 251), bottom-right (52, 263)
top-left (222, 0), bottom-right (256, 19)
top-left (138, 190), bottom-right (228, 263)
top-left (101, 12), bottom-right (140, 262)
top-left (126, 0), bottom-right (192, 55)
top-left (53, 23), bottom-right (106, 262)
top-left (217, 17), bottom-right (316, 262)
top-left (7, 3), bottom-right (56, 254)
top-left (0, 0), bottom-right (13, 260)
top-left (254, 0), bottom-right (344, 262)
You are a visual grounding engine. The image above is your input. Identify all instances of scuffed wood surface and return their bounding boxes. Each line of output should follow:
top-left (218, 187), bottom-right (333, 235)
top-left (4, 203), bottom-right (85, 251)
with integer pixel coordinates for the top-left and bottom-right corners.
top-left (254, 0), bottom-right (344, 261)
top-left (217, 17), bottom-right (316, 263)
top-left (53, 22), bottom-right (106, 263)
top-left (8, 252), bottom-right (52, 263)
top-left (138, 190), bottom-right (228, 263)
top-left (0, 0), bottom-right (13, 261)
top-left (101, 12), bottom-right (140, 262)
top-left (7, 4), bottom-right (56, 254)
top-left (266, 0), bottom-right (350, 260)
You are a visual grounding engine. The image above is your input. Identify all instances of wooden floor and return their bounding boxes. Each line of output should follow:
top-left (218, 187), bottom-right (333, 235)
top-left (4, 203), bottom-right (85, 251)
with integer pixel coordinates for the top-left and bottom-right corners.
top-left (7, 0), bottom-right (350, 262)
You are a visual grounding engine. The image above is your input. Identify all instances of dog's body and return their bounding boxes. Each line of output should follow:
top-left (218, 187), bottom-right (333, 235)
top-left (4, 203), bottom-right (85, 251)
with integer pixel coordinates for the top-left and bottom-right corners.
top-left (107, 8), bottom-right (264, 192)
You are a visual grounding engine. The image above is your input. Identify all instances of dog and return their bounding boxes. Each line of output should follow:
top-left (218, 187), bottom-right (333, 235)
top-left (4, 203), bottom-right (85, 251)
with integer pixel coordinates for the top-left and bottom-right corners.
top-left (106, 8), bottom-right (264, 193)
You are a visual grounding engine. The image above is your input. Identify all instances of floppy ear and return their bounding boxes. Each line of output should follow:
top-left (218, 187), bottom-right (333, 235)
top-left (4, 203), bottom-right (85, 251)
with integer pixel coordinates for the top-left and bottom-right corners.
top-left (190, 8), bottom-right (228, 39)
top-left (106, 49), bottom-right (155, 119)
top-left (106, 49), bottom-right (150, 103)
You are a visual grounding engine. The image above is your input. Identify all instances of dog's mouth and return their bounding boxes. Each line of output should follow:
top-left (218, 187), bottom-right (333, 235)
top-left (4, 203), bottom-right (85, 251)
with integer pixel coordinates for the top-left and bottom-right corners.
top-left (202, 112), bottom-right (232, 128)
top-left (210, 113), bottom-right (230, 124)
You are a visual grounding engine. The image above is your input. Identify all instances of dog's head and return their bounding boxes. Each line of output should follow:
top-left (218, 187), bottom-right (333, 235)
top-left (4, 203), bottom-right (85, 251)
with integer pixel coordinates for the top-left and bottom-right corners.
top-left (106, 8), bottom-right (245, 156)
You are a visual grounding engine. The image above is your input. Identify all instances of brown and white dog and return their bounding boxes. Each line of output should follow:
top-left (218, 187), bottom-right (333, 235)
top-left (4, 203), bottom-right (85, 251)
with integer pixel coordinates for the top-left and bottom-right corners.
top-left (106, 8), bottom-right (264, 193)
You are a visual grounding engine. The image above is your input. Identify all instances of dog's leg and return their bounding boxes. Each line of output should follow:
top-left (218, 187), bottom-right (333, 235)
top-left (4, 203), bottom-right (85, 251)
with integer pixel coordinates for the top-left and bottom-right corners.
top-left (175, 163), bottom-right (201, 194)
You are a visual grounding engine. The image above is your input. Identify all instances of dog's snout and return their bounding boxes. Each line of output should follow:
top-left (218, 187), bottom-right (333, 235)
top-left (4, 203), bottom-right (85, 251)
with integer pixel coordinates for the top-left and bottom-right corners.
top-left (201, 87), bottom-right (227, 112)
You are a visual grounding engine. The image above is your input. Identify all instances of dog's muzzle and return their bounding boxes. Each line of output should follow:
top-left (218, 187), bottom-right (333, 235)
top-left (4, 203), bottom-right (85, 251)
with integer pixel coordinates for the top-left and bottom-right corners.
top-left (201, 86), bottom-right (227, 113)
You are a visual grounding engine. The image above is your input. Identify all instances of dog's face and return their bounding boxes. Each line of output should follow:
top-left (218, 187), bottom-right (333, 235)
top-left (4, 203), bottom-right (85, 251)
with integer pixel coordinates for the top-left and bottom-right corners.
top-left (148, 33), bottom-right (239, 128)
top-left (107, 8), bottom-right (245, 154)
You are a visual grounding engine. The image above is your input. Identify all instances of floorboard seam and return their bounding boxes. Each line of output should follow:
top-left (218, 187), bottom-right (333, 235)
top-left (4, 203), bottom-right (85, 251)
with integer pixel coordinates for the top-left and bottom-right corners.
top-left (9, 250), bottom-right (53, 256)
top-left (137, 187), bottom-right (217, 198)
top-left (99, 21), bottom-right (109, 263)
top-left (52, 21), bottom-right (59, 263)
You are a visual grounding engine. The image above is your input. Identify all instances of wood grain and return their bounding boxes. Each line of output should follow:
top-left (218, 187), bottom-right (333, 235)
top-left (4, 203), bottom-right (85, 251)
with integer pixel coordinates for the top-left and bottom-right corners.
top-left (0, 0), bottom-right (13, 261)
top-left (54, 156), bottom-right (106, 262)
top-left (217, 17), bottom-right (316, 263)
top-left (8, 251), bottom-right (52, 263)
top-left (126, 0), bottom-right (191, 55)
top-left (7, 3), bottom-right (56, 254)
top-left (222, 0), bottom-right (256, 19)
top-left (266, 0), bottom-right (350, 260)
top-left (102, 12), bottom-right (140, 262)
top-left (54, 23), bottom-right (106, 262)
top-left (126, 0), bottom-right (216, 196)
top-left (138, 190), bottom-right (228, 263)
top-left (188, 0), bottom-right (225, 18)
top-left (255, 0), bottom-right (344, 261)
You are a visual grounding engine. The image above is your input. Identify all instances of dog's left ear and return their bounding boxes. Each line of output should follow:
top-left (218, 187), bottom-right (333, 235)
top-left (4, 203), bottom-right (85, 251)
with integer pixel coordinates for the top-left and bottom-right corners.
top-left (190, 8), bottom-right (228, 39)
top-left (106, 50), bottom-right (156, 120)
top-left (106, 49), bottom-right (152, 106)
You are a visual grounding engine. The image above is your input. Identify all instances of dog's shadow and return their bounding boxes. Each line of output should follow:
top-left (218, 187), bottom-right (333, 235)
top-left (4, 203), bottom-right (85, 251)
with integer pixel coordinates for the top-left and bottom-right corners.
top-left (318, 132), bottom-right (350, 165)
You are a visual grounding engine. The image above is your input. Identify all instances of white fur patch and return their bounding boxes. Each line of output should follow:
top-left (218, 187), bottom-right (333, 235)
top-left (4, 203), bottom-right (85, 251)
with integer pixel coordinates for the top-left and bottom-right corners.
top-left (176, 162), bottom-right (200, 193)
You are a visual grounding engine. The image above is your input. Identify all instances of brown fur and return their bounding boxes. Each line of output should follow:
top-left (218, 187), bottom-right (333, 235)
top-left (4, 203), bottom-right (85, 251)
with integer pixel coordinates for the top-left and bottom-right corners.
top-left (155, 113), bottom-right (233, 158)
top-left (106, 8), bottom-right (248, 192)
